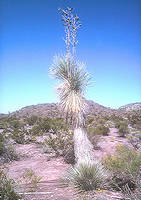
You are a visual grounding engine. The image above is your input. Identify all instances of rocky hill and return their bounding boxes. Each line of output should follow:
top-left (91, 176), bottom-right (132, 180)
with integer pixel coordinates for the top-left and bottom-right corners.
top-left (13, 103), bottom-right (61, 119)
top-left (12, 100), bottom-right (115, 119)
top-left (1, 101), bottom-right (140, 120)
top-left (119, 102), bottom-right (141, 112)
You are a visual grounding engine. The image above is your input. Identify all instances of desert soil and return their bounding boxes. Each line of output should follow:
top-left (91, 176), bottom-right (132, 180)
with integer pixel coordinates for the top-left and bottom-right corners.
top-left (6, 128), bottom-right (130, 200)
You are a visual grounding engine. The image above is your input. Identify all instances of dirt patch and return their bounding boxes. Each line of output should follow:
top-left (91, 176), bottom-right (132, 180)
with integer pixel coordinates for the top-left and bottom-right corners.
top-left (93, 128), bottom-right (132, 160)
top-left (6, 143), bottom-right (75, 200)
top-left (5, 128), bottom-right (129, 199)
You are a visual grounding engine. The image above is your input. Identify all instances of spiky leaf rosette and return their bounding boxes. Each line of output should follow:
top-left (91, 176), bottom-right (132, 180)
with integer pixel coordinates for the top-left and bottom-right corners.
top-left (65, 160), bottom-right (108, 192)
top-left (50, 55), bottom-right (90, 128)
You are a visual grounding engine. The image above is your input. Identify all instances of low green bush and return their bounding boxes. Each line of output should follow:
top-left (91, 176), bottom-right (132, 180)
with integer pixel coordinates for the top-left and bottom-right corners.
top-left (118, 124), bottom-right (129, 137)
top-left (29, 125), bottom-right (43, 136)
top-left (43, 131), bottom-right (74, 163)
top-left (110, 115), bottom-right (124, 123)
top-left (115, 121), bottom-right (129, 137)
top-left (0, 115), bottom-right (23, 130)
top-left (1, 145), bottom-right (19, 163)
top-left (97, 118), bottom-right (106, 125)
top-left (0, 134), bottom-right (18, 163)
top-left (0, 122), bottom-right (8, 129)
top-left (25, 115), bottom-right (39, 126)
top-left (88, 135), bottom-right (101, 150)
top-left (0, 134), bottom-right (5, 155)
top-left (29, 117), bottom-right (67, 136)
top-left (115, 120), bottom-right (124, 129)
top-left (10, 120), bottom-right (24, 129)
top-left (87, 124), bottom-right (109, 136)
top-left (11, 128), bottom-right (26, 144)
top-left (86, 117), bottom-right (107, 127)
top-left (128, 113), bottom-right (141, 129)
top-left (0, 115), bottom-right (17, 124)
top-left (0, 167), bottom-right (21, 200)
top-left (22, 169), bottom-right (42, 192)
top-left (103, 144), bottom-right (141, 191)
top-left (63, 147), bottom-right (75, 165)
top-left (86, 117), bottom-right (94, 125)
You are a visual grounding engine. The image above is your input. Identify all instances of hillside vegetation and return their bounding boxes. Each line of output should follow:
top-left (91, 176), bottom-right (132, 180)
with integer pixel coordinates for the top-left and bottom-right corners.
top-left (0, 101), bottom-right (141, 200)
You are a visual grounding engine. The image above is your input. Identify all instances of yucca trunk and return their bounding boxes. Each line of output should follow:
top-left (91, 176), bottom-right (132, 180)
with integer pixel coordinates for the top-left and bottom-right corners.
top-left (73, 127), bottom-right (94, 164)
top-left (50, 54), bottom-right (93, 164)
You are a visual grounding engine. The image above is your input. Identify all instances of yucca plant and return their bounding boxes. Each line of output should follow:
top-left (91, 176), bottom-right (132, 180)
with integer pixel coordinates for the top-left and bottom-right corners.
top-left (50, 54), bottom-right (93, 164)
top-left (65, 160), bottom-right (108, 192)
top-left (122, 183), bottom-right (141, 200)
top-left (50, 55), bottom-right (89, 128)
top-left (50, 7), bottom-right (95, 164)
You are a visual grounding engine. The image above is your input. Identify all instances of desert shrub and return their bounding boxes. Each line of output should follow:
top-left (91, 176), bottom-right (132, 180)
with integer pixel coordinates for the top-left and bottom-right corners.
top-left (0, 121), bottom-right (8, 129)
top-left (97, 118), bottom-right (106, 124)
top-left (1, 145), bottom-right (19, 163)
top-left (0, 115), bottom-right (21, 130)
top-left (0, 167), bottom-right (21, 200)
top-left (128, 134), bottom-right (141, 150)
top-left (29, 117), bottom-right (67, 135)
top-left (34, 118), bottom-right (50, 132)
top-left (103, 115), bottom-right (111, 121)
top-left (44, 130), bottom-right (73, 152)
top-left (128, 113), bottom-right (141, 129)
top-left (103, 144), bottom-right (141, 191)
top-left (43, 131), bottom-right (74, 163)
top-left (38, 118), bottom-right (48, 132)
top-left (0, 115), bottom-right (17, 124)
top-left (86, 117), bottom-right (107, 127)
top-left (86, 117), bottom-right (94, 125)
top-left (88, 135), bottom-right (101, 150)
top-left (11, 128), bottom-right (25, 144)
top-left (29, 125), bottom-right (43, 136)
top-left (63, 147), bottom-right (75, 165)
top-left (0, 134), bottom-right (18, 163)
top-left (110, 115), bottom-right (124, 122)
top-left (115, 121), bottom-right (129, 137)
top-left (119, 125), bottom-right (129, 137)
top-left (65, 161), bottom-right (108, 192)
top-left (114, 120), bottom-right (125, 128)
top-left (106, 120), bottom-right (114, 128)
top-left (25, 115), bottom-right (39, 126)
top-left (0, 134), bottom-right (5, 155)
top-left (11, 128), bottom-right (29, 144)
top-left (50, 118), bottom-right (67, 132)
top-left (22, 169), bottom-right (42, 192)
top-left (87, 124), bottom-right (109, 136)
top-left (10, 120), bottom-right (24, 129)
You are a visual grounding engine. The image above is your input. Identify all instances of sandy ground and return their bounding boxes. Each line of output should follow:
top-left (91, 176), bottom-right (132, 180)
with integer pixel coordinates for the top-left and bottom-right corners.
top-left (6, 128), bottom-right (130, 200)
top-left (93, 127), bottom-right (131, 160)
top-left (7, 144), bottom-right (74, 200)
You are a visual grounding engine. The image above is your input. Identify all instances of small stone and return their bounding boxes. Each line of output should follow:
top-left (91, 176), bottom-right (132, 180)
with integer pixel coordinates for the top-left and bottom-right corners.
top-left (47, 157), bottom-right (51, 161)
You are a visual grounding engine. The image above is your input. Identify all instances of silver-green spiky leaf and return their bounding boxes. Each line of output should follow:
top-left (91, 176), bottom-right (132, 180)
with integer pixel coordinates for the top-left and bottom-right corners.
top-left (50, 55), bottom-right (90, 127)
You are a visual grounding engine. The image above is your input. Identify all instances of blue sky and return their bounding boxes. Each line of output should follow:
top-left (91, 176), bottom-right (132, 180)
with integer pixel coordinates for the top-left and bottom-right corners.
top-left (1, 0), bottom-right (141, 113)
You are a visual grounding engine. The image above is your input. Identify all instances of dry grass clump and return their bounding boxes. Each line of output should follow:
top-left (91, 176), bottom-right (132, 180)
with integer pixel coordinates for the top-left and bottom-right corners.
top-left (22, 169), bottom-right (42, 192)
top-left (64, 161), bottom-right (108, 192)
